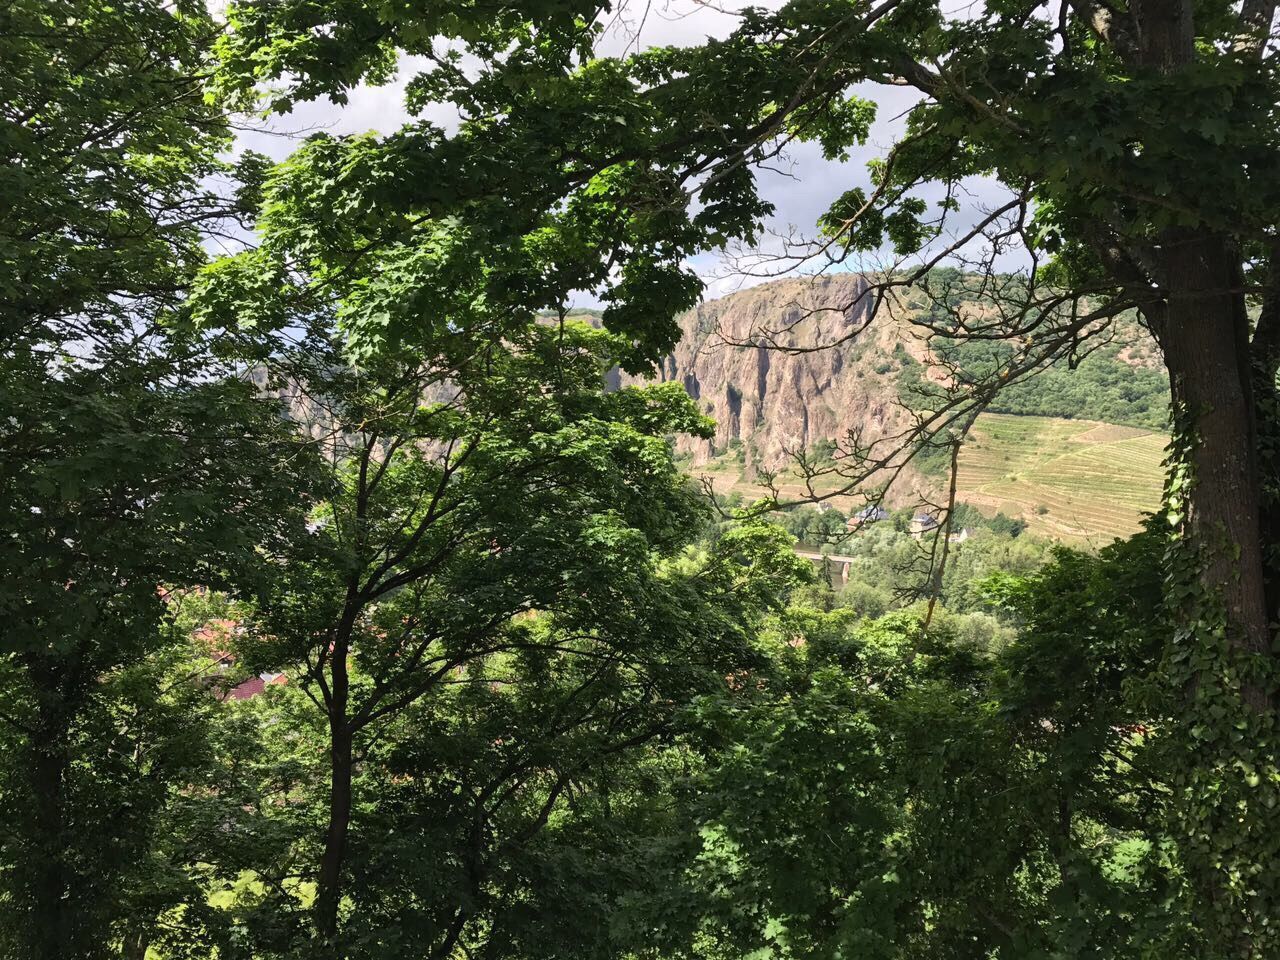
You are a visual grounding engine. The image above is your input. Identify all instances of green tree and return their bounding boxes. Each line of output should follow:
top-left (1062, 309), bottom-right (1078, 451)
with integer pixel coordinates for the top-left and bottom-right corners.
top-left (603, 12), bottom-right (1280, 944)
top-left (201, 321), bottom-right (808, 956)
top-left (480, 1), bottom-right (1280, 946)
top-left (204, 0), bottom-right (768, 373)
top-left (0, 3), bottom-right (318, 955)
top-left (193, 9), bottom-right (814, 944)
top-left (629, 534), bottom-right (1202, 958)
top-left (1, 0), bottom-right (240, 350)
top-left (0, 356), bottom-right (319, 959)
top-left (107, 0), bottom-right (1280, 951)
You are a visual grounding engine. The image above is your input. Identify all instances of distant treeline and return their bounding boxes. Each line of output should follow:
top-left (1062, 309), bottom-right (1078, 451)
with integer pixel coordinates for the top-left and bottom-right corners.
top-left (986, 345), bottom-right (1169, 429)
top-left (901, 336), bottom-right (1170, 430)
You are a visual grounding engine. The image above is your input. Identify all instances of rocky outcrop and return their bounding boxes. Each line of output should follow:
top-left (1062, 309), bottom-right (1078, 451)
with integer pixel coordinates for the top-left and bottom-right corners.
top-left (630, 274), bottom-right (922, 470)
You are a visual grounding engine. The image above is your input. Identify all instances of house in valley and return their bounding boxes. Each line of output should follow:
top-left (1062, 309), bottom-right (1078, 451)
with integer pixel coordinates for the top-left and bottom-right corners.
top-left (847, 504), bottom-right (889, 530)
top-left (909, 513), bottom-right (940, 538)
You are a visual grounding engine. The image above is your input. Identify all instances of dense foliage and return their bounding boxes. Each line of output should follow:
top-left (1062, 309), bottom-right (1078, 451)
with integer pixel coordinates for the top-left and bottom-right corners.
top-left (627, 531), bottom-right (1204, 959)
top-left (985, 346), bottom-right (1169, 429)
top-left (892, 273), bottom-right (1172, 429)
top-left (4, 0), bottom-right (1280, 958)
top-left (0, 2), bottom-right (321, 956)
top-left (901, 338), bottom-right (1170, 430)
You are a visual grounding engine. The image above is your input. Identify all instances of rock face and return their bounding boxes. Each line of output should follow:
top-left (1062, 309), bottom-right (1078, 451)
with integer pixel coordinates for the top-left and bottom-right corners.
top-left (631, 274), bottom-right (920, 470)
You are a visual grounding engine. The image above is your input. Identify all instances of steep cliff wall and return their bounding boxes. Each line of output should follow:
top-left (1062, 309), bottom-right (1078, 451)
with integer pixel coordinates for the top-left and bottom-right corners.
top-left (631, 274), bottom-right (924, 469)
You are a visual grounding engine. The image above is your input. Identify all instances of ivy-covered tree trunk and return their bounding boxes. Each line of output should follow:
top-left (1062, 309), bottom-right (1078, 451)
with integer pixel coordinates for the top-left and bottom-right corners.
top-left (1120, 3), bottom-right (1279, 951)
top-left (1134, 0), bottom-right (1273, 679)
top-left (1158, 229), bottom-right (1272, 711)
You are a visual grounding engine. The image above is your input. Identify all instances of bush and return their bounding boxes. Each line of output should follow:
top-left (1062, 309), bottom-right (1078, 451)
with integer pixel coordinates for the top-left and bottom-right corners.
top-left (836, 581), bottom-right (893, 619)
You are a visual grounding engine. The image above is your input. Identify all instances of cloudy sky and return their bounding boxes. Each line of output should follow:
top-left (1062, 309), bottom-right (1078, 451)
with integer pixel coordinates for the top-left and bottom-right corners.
top-left (231, 0), bottom-right (1000, 306)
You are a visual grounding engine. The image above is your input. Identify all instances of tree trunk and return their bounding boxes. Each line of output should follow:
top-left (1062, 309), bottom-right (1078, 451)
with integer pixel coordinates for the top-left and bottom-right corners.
top-left (1160, 228), bottom-right (1272, 711)
top-left (1128, 0), bottom-right (1274, 707)
top-left (1248, 240), bottom-right (1280, 625)
top-left (314, 720), bottom-right (353, 945)
top-left (121, 927), bottom-right (151, 960)
top-left (28, 682), bottom-right (71, 960)
top-left (314, 615), bottom-right (354, 949)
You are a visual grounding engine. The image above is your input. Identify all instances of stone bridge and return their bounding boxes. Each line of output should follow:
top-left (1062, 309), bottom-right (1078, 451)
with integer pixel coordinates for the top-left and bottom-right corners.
top-left (794, 549), bottom-right (859, 584)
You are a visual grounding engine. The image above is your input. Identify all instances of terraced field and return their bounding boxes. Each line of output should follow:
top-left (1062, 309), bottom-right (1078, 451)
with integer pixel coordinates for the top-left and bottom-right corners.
top-left (692, 413), bottom-right (1167, 544)
top-left (956, 414), bottom-right (1167, 542)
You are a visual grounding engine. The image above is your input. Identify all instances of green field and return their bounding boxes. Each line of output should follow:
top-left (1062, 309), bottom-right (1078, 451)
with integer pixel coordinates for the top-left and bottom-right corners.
top-left (956, 413), bottom-right (1167, 542)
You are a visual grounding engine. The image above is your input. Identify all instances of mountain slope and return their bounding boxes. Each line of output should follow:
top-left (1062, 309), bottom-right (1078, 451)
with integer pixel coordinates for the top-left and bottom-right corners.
top-left (951, 414), bottom-right (1165, 540)
top-left (612, 274), bottom-right (1169, 540)
top-left (630, 273), bottom-right (923, 467)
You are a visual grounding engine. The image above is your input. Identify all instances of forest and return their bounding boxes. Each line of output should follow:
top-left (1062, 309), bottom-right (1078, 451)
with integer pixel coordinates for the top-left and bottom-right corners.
top-left (3, 0), bottom-right (1280, 958)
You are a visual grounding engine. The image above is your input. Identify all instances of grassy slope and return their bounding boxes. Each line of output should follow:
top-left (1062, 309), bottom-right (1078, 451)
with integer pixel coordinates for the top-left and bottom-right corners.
top-left (956, 413), bottom-right (1166, 543)
top-left (693, 412), bottom-right (1167, 545)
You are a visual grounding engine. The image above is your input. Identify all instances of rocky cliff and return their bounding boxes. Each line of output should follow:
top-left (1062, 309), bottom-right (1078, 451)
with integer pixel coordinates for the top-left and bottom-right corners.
top-left (627, 274), bottom-right (925, 470)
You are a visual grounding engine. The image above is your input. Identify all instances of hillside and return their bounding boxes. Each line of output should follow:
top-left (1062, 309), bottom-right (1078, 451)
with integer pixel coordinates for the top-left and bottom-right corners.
top-left (695, 413), bottom-right (1166, 542)
top-left (599, 274), bottom-right (1170, 542)
top-left (956, 414), bottom-right (1166, 541)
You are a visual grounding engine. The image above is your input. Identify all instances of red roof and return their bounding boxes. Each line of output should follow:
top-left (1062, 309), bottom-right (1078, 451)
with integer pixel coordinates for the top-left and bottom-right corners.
top-left (225, 672), bottom-right (287, 701)
top-left (227, 676), bottom-right (266, 700)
